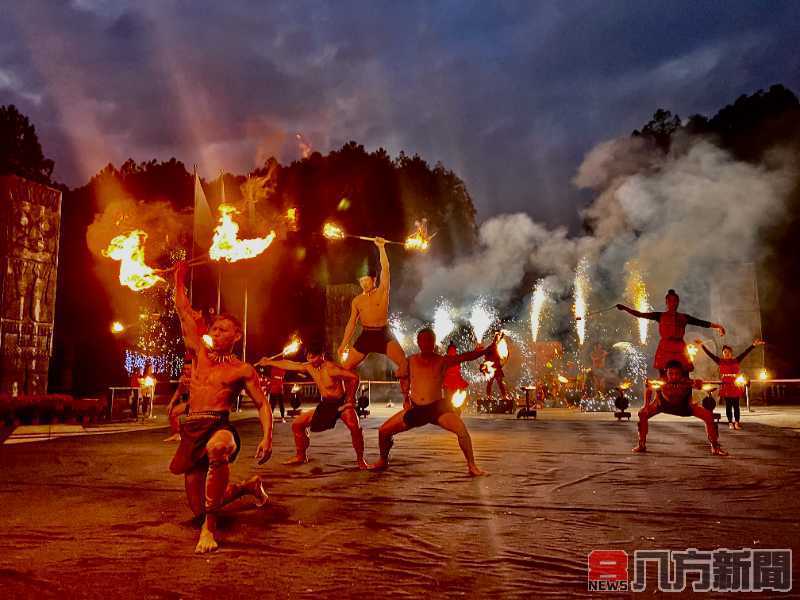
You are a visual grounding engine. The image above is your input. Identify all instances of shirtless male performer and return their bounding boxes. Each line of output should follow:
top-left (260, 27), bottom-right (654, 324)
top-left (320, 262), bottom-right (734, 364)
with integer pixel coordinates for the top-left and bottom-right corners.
top-left (338, 237), bottom-right (407, 387)
top-left (259, 342), bottom-right (364, 468)
top-left (170, 261), bottom-right (273, 553)
top-left (617, 289), bottom-right (725, 376)
top-left (633, 360), bottom-right (728, 456)
top-left (370, 328), bottom-right (493, 476)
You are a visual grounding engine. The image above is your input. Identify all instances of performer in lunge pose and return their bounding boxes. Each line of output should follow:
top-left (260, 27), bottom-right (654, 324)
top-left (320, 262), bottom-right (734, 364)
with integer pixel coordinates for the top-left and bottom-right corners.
top-left (370, 328), bottom-right (493, 476)
top-left (338, 238), bottom-right (407, 389)
top-left (170, 261), bottom-right (273, 554)
top-left (259, 342), bottom-right (364, 468)
top-left (633, 361), bottom-right (728, 456)
top-left (696, 338), bottom-right (764, 430)
top-left (617, 289), bottom-right (725, 376)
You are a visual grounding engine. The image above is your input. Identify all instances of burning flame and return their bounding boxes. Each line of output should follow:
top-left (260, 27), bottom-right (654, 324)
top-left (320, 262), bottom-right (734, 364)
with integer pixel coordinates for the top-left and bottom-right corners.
top-left (530, 281), bottom-right (548, 342)
top-left (451, 389), bottom-right (467, 409)
top-left (291, 383), bottom-right (301, 394)
top-left (281, 335), bottom-right (302, 357)
top-left (647, 379), bottom-right (665, 390)
top-left (433, 300), bottom-right (455, 343)
top-left (323, 221), bottom-right (346, 240)
top-left (111, 321), bottom-right (125, 334)
top-left (735, 374), bottom-right (748, 388)
top-left (557, 375), bottom-right (569, 384)
top-left (625, 262), bottom-right (650, 345)
top-left (619, 381), bottom-right (632, 390)
top-left (285, 207), bottom-right (298, 230)
top-left (758, 369), bottom-right (768, 381)
top-left (341, 348), bottom-right (350, 362)
top-left (686, 344), bottom-right (699, 359)
top-left (202, 334), bottom-right (213, 349)
top-left (481, 361), bottom-right (496, 380)
top-left (102, 230), bottom-right (165, 291)
top-left (469, 300), bottom-right (496, 341)
top-left (404, 219), bottom-right (433, 252)
top-left (497, 333), bottom-right (509, 361)
top-left (573, 258), bottom-right (589, 346)
top-left (141, 376), bottom-right (155, 389)
top-left (209, 204), bottom-right (275, 262)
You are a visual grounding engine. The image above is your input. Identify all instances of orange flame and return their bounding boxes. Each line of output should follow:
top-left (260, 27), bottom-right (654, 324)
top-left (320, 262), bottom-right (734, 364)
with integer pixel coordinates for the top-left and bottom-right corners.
top-left (451, 389), bottom-right (467, 408)
top-left (202, 334), bottom-right (213, 349)
top-left (481, 361), bottom-right (496, 380)
top-left (497, 334), bottom-right (509, 361)
top-left (209, 204), bottom-right (275, 263)
top-left (619, 381), bottom-right (632, 390)
top-left (282, 335), bottom-right (302, 356)
top-left (404, 221), bottom-right (433, 252)
top-left (102, 230), bottom-right (165, 291)
top-left (686, 344), bottom-right (699, 359)
top-left (323, 221), bottom-right (346, 240)
top-left (647, 379), bottom-right (665, 390)
top-left (111, 321), bottom-right (125, 334)
top-left (758, 369), bottom-right (768, 381)
top-left (735, 374), bottom-right (748, 387)
top-left (291, 383), bottom-right (301, 394)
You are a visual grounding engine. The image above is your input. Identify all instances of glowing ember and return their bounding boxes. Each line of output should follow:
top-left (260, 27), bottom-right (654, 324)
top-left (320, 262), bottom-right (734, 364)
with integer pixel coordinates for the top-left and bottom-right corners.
top-left (404, 219), bottom-right (433, 252)
top-left (735, 374), bottom-right (748, 388)
top-left (202, 334), bottom-right (213, 348)
top-left (209, 204), bottom-right (275, 262)
top-left (480, 361), bottom-right (496, 380)
top-left (281, 335), bottom-right (302, 357)
top-left (619, 381), bottom-right (632, 390)
top-left (291, 383), bottom-right (301, 394)
top-left (625, 263), bottom-right (650, 344)
top-left (497, 333), bottom-right (509, 361)
top-left (102, 230), bottom-right (165, 291)
top-left (758, 369), bottom-right (768, 381)
top-left (469, 299), bottom-right (496, 341)
top-left (341, 348), bottom-right (349, 362)
top-left (433, 300), bottom-right (455, 343)
top-left (573, 258), bottom-right (589, 346)
top-left (323, 221), bottom-right (346, 240)
top-left (647, 379), bottom-right (665, 390)
top-left (529, 281), bottom-right (548, 342)
top-left (686, 344), bottom-right (699, 359)
top-left (451, 389), bottom-right (467, 409)
top-left (141, 376), bottom-right (155, 389)
top-left (111, 321), bottom-right (125, 334)
top-left (285, 208), bottom-right (298, 228)
top-left (557, 374), bottom-right (569, 384)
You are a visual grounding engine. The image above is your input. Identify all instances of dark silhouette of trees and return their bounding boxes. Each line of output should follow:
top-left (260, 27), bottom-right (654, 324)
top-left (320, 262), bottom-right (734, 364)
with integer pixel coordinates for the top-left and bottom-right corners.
top-left (0, 104), bottom-right (55, 184)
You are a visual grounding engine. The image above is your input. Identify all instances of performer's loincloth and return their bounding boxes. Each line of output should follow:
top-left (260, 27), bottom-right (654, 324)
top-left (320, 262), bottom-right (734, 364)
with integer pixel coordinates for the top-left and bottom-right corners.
top-left (169, 411), bottom-right (241, 474)
top-left (403, 398), bottom-right (454, 429)
top-left (309, 396), bottom-right (349, 432)
top-left (354, 325), bottom-right (396, 355)
top-left (652, 386), bottom-right (694, 417)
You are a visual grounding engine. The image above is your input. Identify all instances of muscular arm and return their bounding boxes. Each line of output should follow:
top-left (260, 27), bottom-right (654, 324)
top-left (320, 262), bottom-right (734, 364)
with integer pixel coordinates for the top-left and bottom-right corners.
top-left (327, 364), bottom-right (360, 402)
top-left (444, 346), bottom-right (489, 367)
top-left (243, 365), bottom-right (273, 463)
top-left (174, 263), bottom-right (203, 354)
top-left (339, 299), bottom-right (359, 352)
top-left (700, 344), bottom-right (721, 365)
top-left (258, 358), bottom-right (310, 373)
top-left (377, 242), bottom-right (390, 292)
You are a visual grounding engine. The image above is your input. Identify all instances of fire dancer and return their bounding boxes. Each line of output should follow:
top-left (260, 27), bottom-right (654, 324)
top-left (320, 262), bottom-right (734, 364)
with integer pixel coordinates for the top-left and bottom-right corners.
top-left (170, 261), bottom-right (273, 554)
top-left (258, 342), bottom-right (365, 468)
top-left (633, 361), bottom-right (727, 456)
top-left (163, 361), bottom-right (192, 442)
top-left (370, 328), bottom-right (492, 476)
top-left (483, 331), bottom-right (509, 401)
top-left (617, 289), bottom-right (725, 376)
top-left (338, 237), bottom-right (407, 391)
top-left (696, 338), bottom-right (764, 430)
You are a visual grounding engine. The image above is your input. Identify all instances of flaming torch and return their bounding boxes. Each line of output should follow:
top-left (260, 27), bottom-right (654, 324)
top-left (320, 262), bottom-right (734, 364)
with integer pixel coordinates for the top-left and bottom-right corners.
top-left (209, 204), bottom-right (275, 263)
top-left (735, 374), bottom-right (748, 388)
top-left (686, 344), bottom-right (699, 360)
top-left (496, 332), bottom-right (509, 361)
top-left (202, 334), bottom-right (213, 349)
top-left (266, 335), bottom-right (303, 360)
top-left (451, 389), bottom-right (467, 409)
top-left (102, 230), bottom-right (165, 291)
top-left (404, 220), bottom-right (435, 252)
top-left (573, 258), bottom-right (589, 346)
top-left (111, 321), bottom-right (125, 334)
top-left (322, 221), bottom-right (433, 252)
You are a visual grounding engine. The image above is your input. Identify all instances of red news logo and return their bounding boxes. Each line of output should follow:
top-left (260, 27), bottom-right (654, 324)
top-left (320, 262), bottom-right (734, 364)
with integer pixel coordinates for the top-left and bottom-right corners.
top-left (588, 550), bottom-right (630, 592)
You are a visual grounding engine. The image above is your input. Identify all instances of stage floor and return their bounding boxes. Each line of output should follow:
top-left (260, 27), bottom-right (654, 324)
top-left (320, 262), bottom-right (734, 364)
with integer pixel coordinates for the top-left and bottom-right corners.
top-left (1, 406), bottom-right (799, 598)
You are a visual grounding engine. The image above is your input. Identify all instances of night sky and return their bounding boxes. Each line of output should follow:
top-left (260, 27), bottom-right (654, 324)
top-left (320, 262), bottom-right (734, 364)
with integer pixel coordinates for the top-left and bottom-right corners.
top-left (2, 0), bottom-right (799, 225)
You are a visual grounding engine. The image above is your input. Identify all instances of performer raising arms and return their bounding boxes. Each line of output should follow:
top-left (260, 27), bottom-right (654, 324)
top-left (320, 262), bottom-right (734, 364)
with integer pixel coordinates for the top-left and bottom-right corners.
top-left (338, 237), bottom-right (407, 388)
top-left (259, 343), bottom-right (365, 469)
top-left (617, 289), bottom-right (725, 376)
top-left (170, 261), bottom-right (273, 554)
top-left (633, 361), bottom-right (727, 456)
top-left (370, 328), bottom-right (493, 476)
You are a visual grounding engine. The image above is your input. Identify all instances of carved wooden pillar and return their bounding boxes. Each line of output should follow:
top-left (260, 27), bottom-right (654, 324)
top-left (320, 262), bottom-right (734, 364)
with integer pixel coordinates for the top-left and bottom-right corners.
top-left (0, 175), bottom-right (62, 395)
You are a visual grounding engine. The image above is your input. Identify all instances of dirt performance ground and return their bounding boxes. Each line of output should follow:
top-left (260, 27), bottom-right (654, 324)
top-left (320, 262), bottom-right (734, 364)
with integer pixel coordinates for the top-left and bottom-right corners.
top-left (1, 408), bottom-right (799, 599)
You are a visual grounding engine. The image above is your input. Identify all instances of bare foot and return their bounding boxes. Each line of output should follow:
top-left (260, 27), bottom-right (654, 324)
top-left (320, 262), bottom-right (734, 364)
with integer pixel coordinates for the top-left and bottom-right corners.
top-left (245, 475), bottom-right (269, 507)
top-left (368, 458), bottom-right (389, 471)
top-left (357, 458), bottom-right (369, 470)
top-left (283, 455), bottom-right (308, 466)
top-left (468, 464), bottom-right (486, 477)
top-left (163, 433), bottom-right (181, 442)
top-left (195, 524), bottom-right (219, 554)
top-left (632, 444), bottom-right (647, 453)
top-left (711, 446), bottom-right (729, 456)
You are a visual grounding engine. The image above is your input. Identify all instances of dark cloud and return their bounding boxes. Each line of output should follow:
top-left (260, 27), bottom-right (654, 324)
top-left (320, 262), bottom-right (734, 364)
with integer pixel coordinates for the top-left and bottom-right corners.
top-left (1, 0), bottom-right (799, 225)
